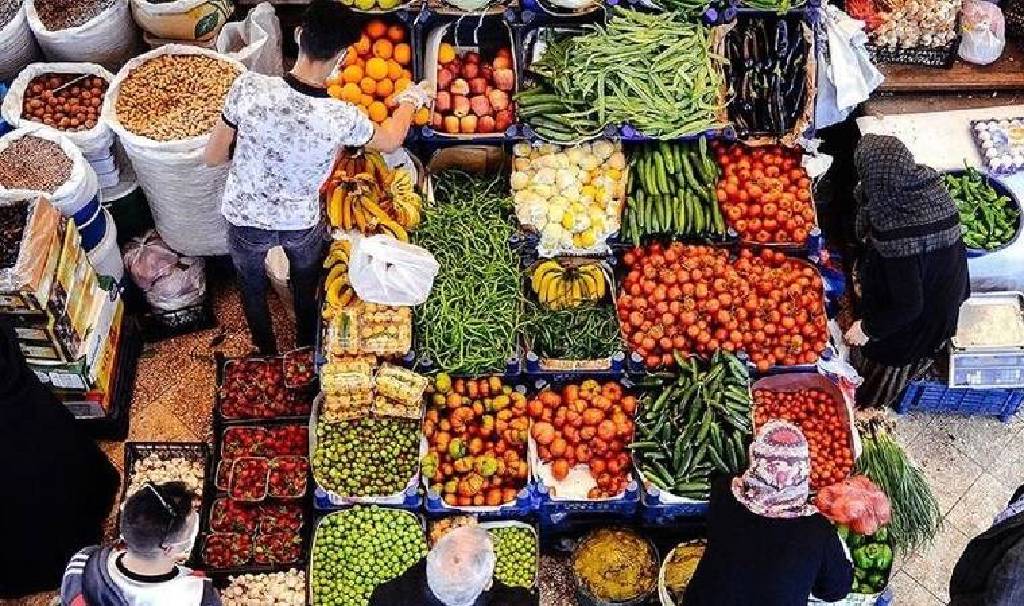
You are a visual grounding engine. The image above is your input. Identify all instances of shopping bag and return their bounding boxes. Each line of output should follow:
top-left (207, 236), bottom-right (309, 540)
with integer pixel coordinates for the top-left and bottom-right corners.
top-left (216, 3), bottom-right (283, 76)
top-left (348, 234), bottom-right (439, 306)
top-left (959, 0), bottom-right (1006, 65)
top-left (815, 6), bottom-right (883, 130)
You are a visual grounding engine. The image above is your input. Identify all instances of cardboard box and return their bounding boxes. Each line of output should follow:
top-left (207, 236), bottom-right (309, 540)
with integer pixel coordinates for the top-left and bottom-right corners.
top-left (0, 197), bottom-right (62, 309)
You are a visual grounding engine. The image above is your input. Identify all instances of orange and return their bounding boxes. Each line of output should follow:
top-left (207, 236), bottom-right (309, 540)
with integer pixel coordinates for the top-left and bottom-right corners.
top-left (327, 84), bottom-right (344, 99)
top-left (365, 19), bottom-right (387, 40)
top-left (360, 94), bottom-right (374, 107)
top-left (368, 101), bottom-right (388, 123)
top-left (342, 47), bottom-right (358, 66)
top-left (325, 73), bottom-right (341, 87)
top-left (357, 105), bottom-right (369, 117)
top-left (375, 78), bottom-right (394, 96)
top-left (386, 59), bottom-right (403, 81)
top-left (341, 64), bottom-right (363, 84)
top-left (365, 57), bottom-right (388, 80)
top-left (387, 24), bottom-right (405, 43)
top-left (394, 77), bottom-right (411, 94)
top-left (359, 76), bottom-right (377, 94)
top-left (355, 34), bottom-right (371, 56)
top-left (438, 42), bottom-right (456, 64)
top-left (393, 43), bottom-right (411, 66)
top-left (372, 39), bottom-right (393, 60)
top-left (341, 82), bottom-right (362, 103)
top-left (414, 106), bottom-right (430, 126)
top-left (401, 69), bottom-right (413, 81)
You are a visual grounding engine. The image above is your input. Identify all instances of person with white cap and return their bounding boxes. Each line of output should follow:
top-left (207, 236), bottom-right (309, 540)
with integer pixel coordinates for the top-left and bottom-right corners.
top-left (369, 525), bottom-right (534, 606)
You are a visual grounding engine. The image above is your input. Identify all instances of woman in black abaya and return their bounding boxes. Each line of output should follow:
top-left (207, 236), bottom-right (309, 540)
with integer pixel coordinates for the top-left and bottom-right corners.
top-left (0, 318), bottom-right (119, 598)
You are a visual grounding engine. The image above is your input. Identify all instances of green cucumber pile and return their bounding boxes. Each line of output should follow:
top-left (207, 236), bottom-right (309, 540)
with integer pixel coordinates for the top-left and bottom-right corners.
top-left (413, 171), bottom-right (523, 375)
top-left (943, 168), bottom-right (1020, 251)
top-left (630, 352), bottom-right (752, 500)
top-left (621, 137), bottom-right (725, 244)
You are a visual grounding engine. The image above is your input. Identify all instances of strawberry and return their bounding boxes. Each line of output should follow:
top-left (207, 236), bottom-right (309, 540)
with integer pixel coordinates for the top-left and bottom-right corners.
top-left (229, 457), bottom-right (269, 502)
top-left (268, 456), bottom-right (309, 498)
top-left (203, 533), bottom-right (252, 568)
top-left (259, 502), bottom-right (303, 533)
top-left (210, 498), bottom-right (258, 534)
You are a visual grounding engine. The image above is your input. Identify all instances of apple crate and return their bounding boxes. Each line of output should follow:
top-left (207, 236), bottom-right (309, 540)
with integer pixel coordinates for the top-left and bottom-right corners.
top-left (422, 16), bottom-right (518, 139)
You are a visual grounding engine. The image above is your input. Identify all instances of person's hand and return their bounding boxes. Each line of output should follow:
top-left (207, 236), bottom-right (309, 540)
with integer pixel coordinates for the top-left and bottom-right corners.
top-left (844, 320), bottom-right (870, 346)
top-left (394, 80), bottom-right (434, 110)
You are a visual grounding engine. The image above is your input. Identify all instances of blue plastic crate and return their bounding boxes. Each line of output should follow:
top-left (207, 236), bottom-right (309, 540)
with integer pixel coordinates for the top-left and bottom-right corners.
top-left (639, 486), bottom-right (709, 524)
top-left (896, 380), bottom-right (1024, 422)
top-left (313, 485), bottom-right (423, 511)
top-left (424, 486), bottom-right (538, 518)
top-left (533, 480), bottom-right (641, 529)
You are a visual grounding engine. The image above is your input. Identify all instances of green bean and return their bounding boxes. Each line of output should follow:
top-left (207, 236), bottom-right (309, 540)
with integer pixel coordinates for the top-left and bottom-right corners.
top-left (522, 299), bottom-right (621, 361)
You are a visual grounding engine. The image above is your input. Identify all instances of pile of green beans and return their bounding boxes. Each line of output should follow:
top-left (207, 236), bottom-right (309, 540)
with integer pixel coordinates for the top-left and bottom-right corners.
top-left (413, 171), bottom-right (522, 375)
top-left (738, 0), bottom-right (803, 10)
top-left (523, 298), bottom-right (622, 361)
top-left (656, 0), bottom-right (717, 16)
top-left (516, 9), bottom-right (725, 142)
top-left (943, 168), bottom-right (1020, 251)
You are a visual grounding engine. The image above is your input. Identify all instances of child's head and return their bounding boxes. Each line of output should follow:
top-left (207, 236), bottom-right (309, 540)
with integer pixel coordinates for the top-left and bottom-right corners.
top-left (121, 482), bottom-right (198, 562)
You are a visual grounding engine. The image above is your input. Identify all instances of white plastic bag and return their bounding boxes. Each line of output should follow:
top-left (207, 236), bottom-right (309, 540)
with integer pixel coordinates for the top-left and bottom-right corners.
top-left (216, 3), bottom-right (283, 76)
top-left (0, 7), bottom-right (42, 82)
top-left (1, 62), bottom-right (116, 158)
top-left (959, 0), bottom-right (1006, 65)
top-left (265, 245), bottom-right (295, 319)
top-left (0, 125), bottom-right (99, 217)
top-left (103, 45), bottom-right (245, 256)
top-left (124, 230), bottom-right (206, 310)
top-left (816, 6), bottom-right (884, 130)
top-left (348, 234), bottom-right (439, 306)
top-left (123, 229), bottom-right (179, 290)
top-left (24, 0), bottom-right (138, 71)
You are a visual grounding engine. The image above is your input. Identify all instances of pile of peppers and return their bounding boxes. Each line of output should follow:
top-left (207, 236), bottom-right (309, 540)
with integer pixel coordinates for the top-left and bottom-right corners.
top-left (840, 526), bottom-right (894, 595)
top-left (723, 15), bottom-right (809, 136)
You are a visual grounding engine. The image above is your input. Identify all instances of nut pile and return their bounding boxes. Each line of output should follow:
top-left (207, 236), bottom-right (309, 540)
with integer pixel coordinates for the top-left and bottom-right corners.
top-left (35, 0), bottom-right (114, 30)
top-left (871, 0), bottom-right (960, 48)
top-left (126, 454), bottom-right (205, 496)
top-left (115, 55), bottom-right (240, 141)
top-left (0, 201), bottom-right (29, 269)
top-left (0, 137), bottom-right (72, 192)
top-left (0, 0), bottom-right (21, 29)
top-left (21, 74), bottom-right (107, 131)
top-left (223, 569), bottom-right (306, 606)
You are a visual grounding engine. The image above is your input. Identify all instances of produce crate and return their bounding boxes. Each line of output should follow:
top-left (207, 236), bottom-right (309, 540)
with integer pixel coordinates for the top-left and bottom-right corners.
top-left (423, 488), bottom-right (537, 517)
top-left (213, 352), bottom-right (315, 426)
top-left (640, 489), bottom-right (709, 525)
top-left (865, 39), bottom-right (959, 69)
top-left (896, 380), bottom-right (1024, 422)
top-left (480, 520), bottom-right (541, 591)
top-left (138, 295), bottom-right (216, 343)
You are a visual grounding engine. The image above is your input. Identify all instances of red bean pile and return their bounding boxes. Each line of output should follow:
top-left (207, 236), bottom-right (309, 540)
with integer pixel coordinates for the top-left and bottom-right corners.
top-left (0, 137), bottom-right (72, 193)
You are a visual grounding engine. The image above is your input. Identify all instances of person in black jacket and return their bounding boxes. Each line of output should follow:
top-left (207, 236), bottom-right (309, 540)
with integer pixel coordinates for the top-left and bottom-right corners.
top-left (369, 525), bottom-right (535, 606)
top-left (845, 134), bottom-right (970, 408)
top-left (684, 421), bottom-right (853, 606)
top-left (0, 317), bottom-right (119, 598)
top-left (950, 485), bottom-right (1024, 605)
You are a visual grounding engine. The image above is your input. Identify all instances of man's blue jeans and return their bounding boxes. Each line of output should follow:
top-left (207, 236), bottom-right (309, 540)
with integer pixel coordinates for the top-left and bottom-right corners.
top-left (227, 223), bottom-right (326, 354)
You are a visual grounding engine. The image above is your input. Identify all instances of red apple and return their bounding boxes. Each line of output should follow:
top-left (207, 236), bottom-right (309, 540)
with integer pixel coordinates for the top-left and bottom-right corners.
top-left (464, 51), bottom-right (481, 64)
top-left (444, 115), bottom-right (460, 134)
top-left (435, 91), bottom-right (451, 113)
top-left (481, 65), bottom-right (494, 82)
top-left (462, 62), bottom-right (479, 80)
top-left (487, 89), bottom-right (509, 111)
top-left (431, 112), bottom-right (444, 130)
top-left (470, 95), bottom-right (492, 117)
top-left (493, 69), bottom-right (515, 92)
top-left (437, 68), bottom-right (454, 91)
top-left (478, 115), bottom-right (496, 133)
top-left (495, 109), bottom-right (513, 132)
top-left (452, 95), bottom-right (470, 117)
top-left (469, 77), bottom-right (488, 95)
top-left (460, 115), bottom-right (478, 134)
top-left (450, 78), bottom-right (470, 96)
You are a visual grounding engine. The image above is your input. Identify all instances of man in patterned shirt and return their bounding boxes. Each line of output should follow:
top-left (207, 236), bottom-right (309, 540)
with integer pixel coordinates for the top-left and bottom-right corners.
top-left (204, 0), bottom-right (430, 354)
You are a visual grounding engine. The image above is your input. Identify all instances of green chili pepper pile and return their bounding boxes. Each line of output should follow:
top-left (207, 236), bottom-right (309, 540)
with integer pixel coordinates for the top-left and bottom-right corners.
top-left (630, 351), bottom-right (752, 500)
top-left (413, 171), bottom-right (523, 375)
top-left (842, 526), bottom-right (894, 595)
top-left (523, 298), bottom-right (621, 361)
top-left (943, 168), bottom-right (1020, 251)
top-left (516, 9), bottom-right (725, 142)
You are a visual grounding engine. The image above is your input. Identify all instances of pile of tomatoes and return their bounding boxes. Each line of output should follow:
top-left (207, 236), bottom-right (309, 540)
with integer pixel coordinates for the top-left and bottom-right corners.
top-left (753, 387), bottom-right (854, 490)
top-left (527, 380), bottom-right (636, 499)
top-left (617, 244), bottom-right (828, 370)
top-left (714, 143), bottom-right (817, 245)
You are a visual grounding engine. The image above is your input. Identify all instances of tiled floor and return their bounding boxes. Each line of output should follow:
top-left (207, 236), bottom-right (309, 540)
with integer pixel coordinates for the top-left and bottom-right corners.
top-left (5, 284), bottom-right (1023, 606)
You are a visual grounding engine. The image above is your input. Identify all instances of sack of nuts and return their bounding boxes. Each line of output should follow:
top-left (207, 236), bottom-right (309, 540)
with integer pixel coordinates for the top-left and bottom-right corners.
top-left (1, 63), bottom-right (116, 159)
top-left (24, 0), bottom-right (139, 72)
top-left (103, 45), bottom-right (244, 256)
top-left (0, 125), bottom-right (98, 216)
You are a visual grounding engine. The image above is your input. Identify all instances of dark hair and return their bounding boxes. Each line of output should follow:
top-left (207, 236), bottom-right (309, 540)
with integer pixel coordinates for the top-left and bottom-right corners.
top-left (121, 482), bottom-right (195, 557)
top-left (298, 0), bottom-right (360, 61)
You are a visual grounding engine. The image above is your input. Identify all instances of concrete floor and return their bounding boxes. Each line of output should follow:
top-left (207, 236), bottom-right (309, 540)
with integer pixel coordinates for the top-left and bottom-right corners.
top-left (3, 284), bottom-right (1020, 606)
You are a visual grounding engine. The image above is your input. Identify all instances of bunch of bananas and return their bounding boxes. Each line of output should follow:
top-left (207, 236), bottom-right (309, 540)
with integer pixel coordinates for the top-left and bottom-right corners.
top-left (323, 239), bottom-right (359, 320)
top-left (530, 260), bottom-right (607, 310)
top-left (324, 151), bottom-right (422, 242)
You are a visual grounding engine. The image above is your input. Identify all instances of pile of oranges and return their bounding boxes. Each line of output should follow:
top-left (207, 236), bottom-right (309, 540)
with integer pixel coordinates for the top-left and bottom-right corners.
top-left (327, 19), bottom-right (428, 126)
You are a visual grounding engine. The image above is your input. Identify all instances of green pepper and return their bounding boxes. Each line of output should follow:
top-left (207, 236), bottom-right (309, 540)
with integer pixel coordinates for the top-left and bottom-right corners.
top-left (854, 568), bottom-right (867, 581)
top-left (852, 546), bottom-right (873, 571)
top-left (847, 533), bottom-right (865, 549)
top-left (868, 573), bottom-right (886, 591)
top-left (873, 544), bottom-right (893, 571)
top-left (872, 527), bottom-right (888, 543)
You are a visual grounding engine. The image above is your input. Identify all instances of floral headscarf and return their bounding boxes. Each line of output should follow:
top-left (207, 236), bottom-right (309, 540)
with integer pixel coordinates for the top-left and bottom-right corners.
top-left (732, 420), bottom-right (817, 519)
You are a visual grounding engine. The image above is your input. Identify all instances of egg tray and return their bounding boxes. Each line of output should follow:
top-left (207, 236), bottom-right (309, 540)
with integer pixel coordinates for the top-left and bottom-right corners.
top-left (971, 118), bottom-right (1024, 175)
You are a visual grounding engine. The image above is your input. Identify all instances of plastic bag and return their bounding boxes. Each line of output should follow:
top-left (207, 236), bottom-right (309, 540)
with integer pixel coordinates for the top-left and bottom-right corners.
top-left (959, 0), bottom-right (1006, 65)
top-left (348, 234), bottom-right (439, 306)
top-left (123, 229), bottom-right (178, 290)
top-left (216, 3), bottom-right (283, 76)
top-left (123, 229), bottom-right (206, 310)
top-left (816, 6), bottom-right (884, 130)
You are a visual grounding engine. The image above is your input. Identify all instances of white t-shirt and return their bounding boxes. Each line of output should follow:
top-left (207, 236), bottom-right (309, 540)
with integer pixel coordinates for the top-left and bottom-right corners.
top-left (220, 71), bottom-right (375, 230)
top-left (107, 550), bottom-right (215, 606)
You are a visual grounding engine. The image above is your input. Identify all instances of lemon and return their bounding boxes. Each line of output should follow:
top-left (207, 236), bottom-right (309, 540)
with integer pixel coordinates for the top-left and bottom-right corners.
top-left (578, 228), bottom-right (597, 248)
top-left (561, 210), bottom-right (575, 231)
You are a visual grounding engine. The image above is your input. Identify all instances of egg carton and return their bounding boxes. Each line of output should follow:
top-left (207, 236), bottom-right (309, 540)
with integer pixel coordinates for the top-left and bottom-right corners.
top-left (971, 118), bottom-right (1024, 175)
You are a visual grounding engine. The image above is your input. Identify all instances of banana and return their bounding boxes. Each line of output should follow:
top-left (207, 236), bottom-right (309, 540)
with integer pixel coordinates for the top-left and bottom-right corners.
top-left (531, 260), bottom-right (562, 292)
top-left (539, 271), bottom-right (562, 308)
top-left (326, 275), bottom-right (346, 308)
top-left (580, 264), bottom-right (606, 300)
top-left (569, 277), bottom-right (584, 309)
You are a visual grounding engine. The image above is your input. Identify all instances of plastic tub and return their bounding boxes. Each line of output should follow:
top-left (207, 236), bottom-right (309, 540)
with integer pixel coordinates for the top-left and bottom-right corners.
top-left (943, 169), bottom-right (1022, 258)
top-left (76, 202), bottom-right (107, 251)
top-left (86, 211), bottom-right (124, 282)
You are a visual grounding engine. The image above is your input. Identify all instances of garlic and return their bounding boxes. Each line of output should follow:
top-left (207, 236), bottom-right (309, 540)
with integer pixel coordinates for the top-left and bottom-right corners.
top-left (223, 570), bottom-right (306, 606)
top-left (126, 455), bottom-right (204, 497)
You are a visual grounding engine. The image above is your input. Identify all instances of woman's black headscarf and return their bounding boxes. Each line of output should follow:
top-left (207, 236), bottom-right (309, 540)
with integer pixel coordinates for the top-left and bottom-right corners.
top-left (854, 134), bottom-right (962, 258)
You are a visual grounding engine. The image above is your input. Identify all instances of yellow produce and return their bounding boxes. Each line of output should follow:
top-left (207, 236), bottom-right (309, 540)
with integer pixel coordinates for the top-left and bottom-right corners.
top-left (322, 150), bottom-right (422, 241)
top-left (530, 259), bottom-right (607, 310)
